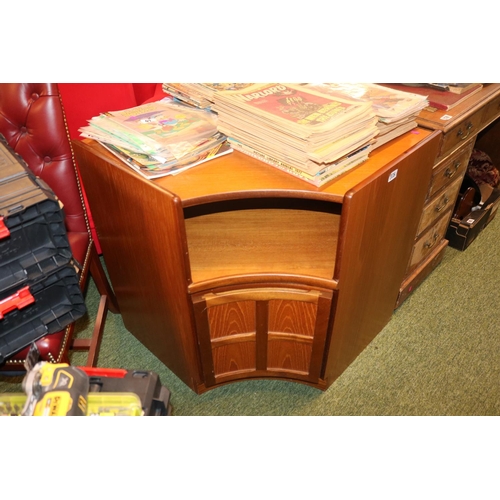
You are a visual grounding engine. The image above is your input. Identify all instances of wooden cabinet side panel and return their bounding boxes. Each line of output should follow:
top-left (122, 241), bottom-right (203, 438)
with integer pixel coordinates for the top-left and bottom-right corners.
top-left (72, 140), bottom-right (202, 391)
top-left (323, 132), bottom-right (441, 385)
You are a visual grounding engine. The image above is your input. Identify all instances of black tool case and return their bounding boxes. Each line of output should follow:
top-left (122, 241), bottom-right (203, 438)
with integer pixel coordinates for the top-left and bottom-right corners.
top-left (0, 135), bottom-right (72, 287)
top-left (0, 135), bottom-right (86, 363)
top-left (0, 265), bottom-right (86, 363)
top-left (0, 173), bottom-right (74, 293)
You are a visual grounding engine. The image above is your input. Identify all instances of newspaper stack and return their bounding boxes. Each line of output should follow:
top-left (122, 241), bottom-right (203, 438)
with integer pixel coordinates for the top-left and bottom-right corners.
top-left (303, 83), bottom-right (429, 149)
top-left (211, 83), bottom-right (379, 186)
top-left (79, 98), bottom-right (232, 179)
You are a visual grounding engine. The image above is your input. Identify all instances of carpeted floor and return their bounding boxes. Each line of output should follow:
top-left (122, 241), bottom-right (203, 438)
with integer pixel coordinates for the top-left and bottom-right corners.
top-left (1, 213), bottom-right (500, 416)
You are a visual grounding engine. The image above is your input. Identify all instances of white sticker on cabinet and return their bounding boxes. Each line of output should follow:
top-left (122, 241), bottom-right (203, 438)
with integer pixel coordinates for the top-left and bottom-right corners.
top-left (388, 169), bottom-right (398, 182)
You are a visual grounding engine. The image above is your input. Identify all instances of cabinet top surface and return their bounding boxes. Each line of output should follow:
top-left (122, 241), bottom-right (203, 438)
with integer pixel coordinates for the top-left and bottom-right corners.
top-left (416, 83), bottom-right (500, 132)
top-left (78, 127), bottom-right (435, 206)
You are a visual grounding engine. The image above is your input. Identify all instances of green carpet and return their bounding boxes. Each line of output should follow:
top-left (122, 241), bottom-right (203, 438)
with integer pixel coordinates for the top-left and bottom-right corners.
top-left (2, 214), bottom-right (500, 416)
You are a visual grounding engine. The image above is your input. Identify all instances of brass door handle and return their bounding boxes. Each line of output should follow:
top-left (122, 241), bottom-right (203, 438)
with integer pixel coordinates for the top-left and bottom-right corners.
top-left (424, 233), bottom-right (439, 249)
top-left (457, 122), bottom-right (473, 141)
top-left (445, 161), bottom-right (461, 178)
top-left (435, 196), bottom-right (450, 212)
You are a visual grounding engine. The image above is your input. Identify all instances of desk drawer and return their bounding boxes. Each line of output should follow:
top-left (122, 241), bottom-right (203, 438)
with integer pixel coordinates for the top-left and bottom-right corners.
top-left (396, 238), bottom-right (448, 308)
top-left (439, 112), bottom-right (482, 159)
top-left (408, 208), bottom-right (453, 272)
top-left (428, 140), bottom-right (473, 199)
top-left (481, 92), bottom-right (500, 126)
top-left (418, 175), bottom-right (463, 237)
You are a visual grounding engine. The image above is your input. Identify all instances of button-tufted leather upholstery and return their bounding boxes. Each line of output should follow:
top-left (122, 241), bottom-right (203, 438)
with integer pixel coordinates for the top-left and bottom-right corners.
top-left (0, 83), bottom-right (119, 371)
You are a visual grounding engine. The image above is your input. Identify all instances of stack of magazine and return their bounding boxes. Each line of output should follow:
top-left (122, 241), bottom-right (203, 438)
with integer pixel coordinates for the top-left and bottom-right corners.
top-left (302, 83), bottom-right (429, 149)
top-left (162, 83), bottom-right (256, 110)
top-left (79, 98), bottom-right (232, 179)
top-left (210, 83), bottom-right (379, 186)
top-left (161, 83), bottom-right (429, 186)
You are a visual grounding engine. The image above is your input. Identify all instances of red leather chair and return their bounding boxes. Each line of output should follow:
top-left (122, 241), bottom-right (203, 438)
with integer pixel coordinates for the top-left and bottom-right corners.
top-left (57, 83), bottom-right (165, 252)
top-left (58, 83), bottom-right (164, 140)
top-left (0, 83), bottom-right (120, 371)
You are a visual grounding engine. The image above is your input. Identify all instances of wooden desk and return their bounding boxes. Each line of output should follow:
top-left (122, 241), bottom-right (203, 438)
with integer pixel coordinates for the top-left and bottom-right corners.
top-left (416, 84), bottom-right (500, 160)
top-left (396, 83), bottom-right (500, 307)
top-left (73, 128), bottom-right (440, 394)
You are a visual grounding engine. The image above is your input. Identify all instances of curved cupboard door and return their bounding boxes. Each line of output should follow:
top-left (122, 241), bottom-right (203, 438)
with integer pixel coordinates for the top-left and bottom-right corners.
top-left (192, 284), bottom-right (334, 388)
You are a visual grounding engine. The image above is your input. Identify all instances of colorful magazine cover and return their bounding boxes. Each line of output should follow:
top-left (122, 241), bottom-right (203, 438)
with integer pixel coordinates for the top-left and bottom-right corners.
top-left (101, 98), bottom-right (218, 154)
top-left (214, 83), bottom-right (372, 133)
top-left (303, 83), bottom-right (429, 123)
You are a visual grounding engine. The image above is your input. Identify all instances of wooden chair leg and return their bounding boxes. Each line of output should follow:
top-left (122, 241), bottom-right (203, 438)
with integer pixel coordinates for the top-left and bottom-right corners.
top-left (88, 244), bottom-right (120, 314)
top-left (71, 295), bottom-right (109, 367)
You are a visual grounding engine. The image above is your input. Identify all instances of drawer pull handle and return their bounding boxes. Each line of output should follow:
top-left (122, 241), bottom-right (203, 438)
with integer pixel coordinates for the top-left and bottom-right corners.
top-left (424, 233), bottom-right (439, 249)
top-left (445, 161), bottom-right (460, 178)
top-left (435, 196), bottom-right (450, 212)
top-left (456, 122), bottom-right (473, 141)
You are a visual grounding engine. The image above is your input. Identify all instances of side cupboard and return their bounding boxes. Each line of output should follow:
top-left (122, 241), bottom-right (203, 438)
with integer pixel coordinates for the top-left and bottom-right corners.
top-left (73, 128), bottom-right (440, 393)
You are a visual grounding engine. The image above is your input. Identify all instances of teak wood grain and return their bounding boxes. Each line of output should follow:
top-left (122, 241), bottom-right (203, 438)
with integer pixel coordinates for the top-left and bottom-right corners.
top-left (322, 132), bottom-right (441, 384)
top-left (72, 128), bottom-right (440, 394)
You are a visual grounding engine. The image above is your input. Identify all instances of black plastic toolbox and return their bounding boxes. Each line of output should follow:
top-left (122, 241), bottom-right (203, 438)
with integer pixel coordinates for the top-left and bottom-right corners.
top-left (0, 201), bottom-right (73, 296)
top-left (0, 265), bottom-right (86, 363)
top-left (0, 142), bottom-right (72, 295)
top-left (0, 134), bottom-right (86, 364)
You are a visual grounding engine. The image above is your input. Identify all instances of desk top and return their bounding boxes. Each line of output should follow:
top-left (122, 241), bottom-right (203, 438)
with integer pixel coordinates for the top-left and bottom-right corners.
top-left (79, 126), bottom-right (436, 206)
top-left (415, 83), bottom-right (500, 133)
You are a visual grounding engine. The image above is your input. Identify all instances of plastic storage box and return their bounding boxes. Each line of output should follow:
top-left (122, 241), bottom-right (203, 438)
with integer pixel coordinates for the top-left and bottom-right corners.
top-left (0, 135), bottom-right (86, 363)
top-left (0, 265), bottom-right (86, 363)
top-left (0, 140), bottom-right (73, 294)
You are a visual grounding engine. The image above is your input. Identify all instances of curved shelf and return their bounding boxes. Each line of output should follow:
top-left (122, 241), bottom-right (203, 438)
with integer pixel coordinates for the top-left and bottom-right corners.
top-left (184, 197), bottom-right (342, 287)
top-left (188, 273), bottom-right (339, 295)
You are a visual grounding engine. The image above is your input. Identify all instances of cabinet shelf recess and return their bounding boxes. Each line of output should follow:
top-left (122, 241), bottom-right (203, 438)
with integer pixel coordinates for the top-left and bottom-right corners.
top-left (184, 198), bottom-right (341, 286)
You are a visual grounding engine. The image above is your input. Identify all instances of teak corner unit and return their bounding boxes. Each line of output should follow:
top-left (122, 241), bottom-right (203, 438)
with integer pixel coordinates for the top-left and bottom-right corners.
top-left (73, 128), bottom-right (440, 394)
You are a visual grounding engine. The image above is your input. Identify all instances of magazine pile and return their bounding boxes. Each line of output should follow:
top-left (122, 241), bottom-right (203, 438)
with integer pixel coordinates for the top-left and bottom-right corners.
top-left (162, 83), bottom-right (256, 110)
top-left (79, 98), bottom-right (232, 180)
top-left (210, 83), bottom-right (379, 186)
top-left (302, 83), bottom-right (429, 148)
